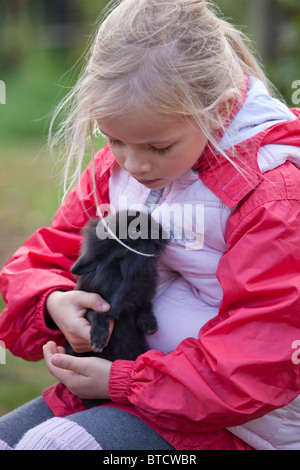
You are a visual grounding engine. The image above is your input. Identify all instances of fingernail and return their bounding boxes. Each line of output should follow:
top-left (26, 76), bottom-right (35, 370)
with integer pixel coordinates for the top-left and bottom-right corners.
top-left (52, 355), bottom-right (61, 366)
top-left (101, 301), bottom-right (110, 310)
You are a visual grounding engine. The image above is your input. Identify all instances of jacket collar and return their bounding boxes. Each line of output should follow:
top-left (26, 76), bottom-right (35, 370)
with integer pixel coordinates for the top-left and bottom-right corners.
top-left (193, 80), bottom-right (300, 208)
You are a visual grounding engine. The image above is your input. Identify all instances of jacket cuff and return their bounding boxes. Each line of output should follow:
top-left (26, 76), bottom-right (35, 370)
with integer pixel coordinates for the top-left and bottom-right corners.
top-left (109, 360), bottom-right (135, 405)
top-left (35, 287), bottom-right (71, 335)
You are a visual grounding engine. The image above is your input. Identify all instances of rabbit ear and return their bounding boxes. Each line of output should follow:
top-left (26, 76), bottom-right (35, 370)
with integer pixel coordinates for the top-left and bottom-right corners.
top-left (71, 255), bottom-right (95, 275)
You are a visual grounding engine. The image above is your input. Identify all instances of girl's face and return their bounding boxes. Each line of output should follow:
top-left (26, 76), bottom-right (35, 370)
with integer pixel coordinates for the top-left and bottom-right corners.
top-left (97, 108), bottom-right (208, 190)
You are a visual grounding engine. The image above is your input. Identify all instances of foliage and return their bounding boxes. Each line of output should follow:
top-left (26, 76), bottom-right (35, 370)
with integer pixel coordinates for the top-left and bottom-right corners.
top-left (215, 0), bottom-right (300, 104)
top-left (0, 0), bottom-right (299, 147)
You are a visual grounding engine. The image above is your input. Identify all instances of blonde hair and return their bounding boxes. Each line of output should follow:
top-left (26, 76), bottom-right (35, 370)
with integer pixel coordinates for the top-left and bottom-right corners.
top-left (49, 0), bottom-right (273, 201)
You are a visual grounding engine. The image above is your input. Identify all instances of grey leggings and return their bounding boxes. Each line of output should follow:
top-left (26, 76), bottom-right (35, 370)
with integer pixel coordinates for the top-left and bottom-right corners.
top-left (0, 396), bottom-right (174, 450)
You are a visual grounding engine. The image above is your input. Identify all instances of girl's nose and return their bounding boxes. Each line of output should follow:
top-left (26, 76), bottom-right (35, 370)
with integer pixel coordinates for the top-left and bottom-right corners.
top-left (123, 149), bottom-right (151, 176)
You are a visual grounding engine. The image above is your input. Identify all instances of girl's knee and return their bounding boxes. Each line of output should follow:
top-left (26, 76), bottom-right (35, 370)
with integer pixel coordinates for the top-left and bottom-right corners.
top-left (15, 417), bottom-right (102, 450)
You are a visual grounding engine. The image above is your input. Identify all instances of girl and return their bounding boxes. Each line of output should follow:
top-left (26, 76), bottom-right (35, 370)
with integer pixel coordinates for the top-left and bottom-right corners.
top-left (1, 0), bottom-right (300, 451)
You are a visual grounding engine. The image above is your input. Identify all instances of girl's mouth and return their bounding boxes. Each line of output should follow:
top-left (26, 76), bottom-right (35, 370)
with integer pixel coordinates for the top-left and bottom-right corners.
top-left (136, 178), bottom-right (162, 187)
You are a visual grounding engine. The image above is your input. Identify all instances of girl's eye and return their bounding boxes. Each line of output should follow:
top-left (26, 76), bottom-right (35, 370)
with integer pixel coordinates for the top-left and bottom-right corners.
top-left (108, 138), bottom-right (172, 155)
top-left (108, 138), bottom-right (122, 146)
top-left (152, 145), bottom-right (172, 155)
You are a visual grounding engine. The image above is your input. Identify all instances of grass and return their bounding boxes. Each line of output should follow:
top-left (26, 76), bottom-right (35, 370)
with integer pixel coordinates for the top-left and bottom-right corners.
top-left (0, 351), bottom-right (56, 416)
top-left (0, 137), bottom-right (106, 416)
top-left (0, 141), bottom-right (60, 416)
top-left (0, 142), bottom-right (60, 266)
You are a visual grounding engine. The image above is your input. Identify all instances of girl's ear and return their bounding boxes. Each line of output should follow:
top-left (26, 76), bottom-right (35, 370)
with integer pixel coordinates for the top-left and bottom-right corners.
top-left (210, 97), bottom-right (235, 131)
top-left (71, 255), bottom-right (94, 275)
top-left (219, 97), bottom-right (235, 125)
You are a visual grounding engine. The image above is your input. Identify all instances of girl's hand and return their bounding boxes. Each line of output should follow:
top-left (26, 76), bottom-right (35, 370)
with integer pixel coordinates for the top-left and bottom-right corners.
top-left (43, 341), bottom-right (112, 400)
top-left (45, 290), bottom-right (110, 353)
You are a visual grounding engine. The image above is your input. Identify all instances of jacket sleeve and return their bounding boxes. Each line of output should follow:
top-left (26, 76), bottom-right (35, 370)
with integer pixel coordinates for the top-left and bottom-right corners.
top-left (109, 165), bottom-right (300, 433)
top-left (0, 148), bottom-right (111, 361)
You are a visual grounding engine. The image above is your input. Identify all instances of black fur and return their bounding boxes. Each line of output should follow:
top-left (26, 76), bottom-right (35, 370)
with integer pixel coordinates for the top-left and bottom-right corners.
top-left (66, 210), bottom-right (168, 407)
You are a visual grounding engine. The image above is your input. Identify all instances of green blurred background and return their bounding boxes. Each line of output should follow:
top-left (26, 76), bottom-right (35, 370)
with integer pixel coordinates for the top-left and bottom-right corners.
top-left (0, 0), bottom-right (299, 416)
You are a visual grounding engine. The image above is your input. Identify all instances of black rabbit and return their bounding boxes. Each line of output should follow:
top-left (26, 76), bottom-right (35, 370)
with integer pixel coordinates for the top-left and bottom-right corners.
top-left (66, 210), bottom-right (168, 406)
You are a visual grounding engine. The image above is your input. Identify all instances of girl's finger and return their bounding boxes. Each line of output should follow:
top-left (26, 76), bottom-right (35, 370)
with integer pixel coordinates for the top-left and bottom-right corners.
top-left (75, 291), bottom-right (110, 313)
top-left (43, 340), bottom-right (57, 354)
top-left (51, 353), bottom-right (88, 377)
top-left (43, 342), bottom-right (67, 380)
top-left (43, 341), bottom-right (59, 362)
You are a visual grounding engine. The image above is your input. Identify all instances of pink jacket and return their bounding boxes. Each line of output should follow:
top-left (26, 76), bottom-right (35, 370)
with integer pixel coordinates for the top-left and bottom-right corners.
top-left (1, 76), bottom-right (300, 450)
